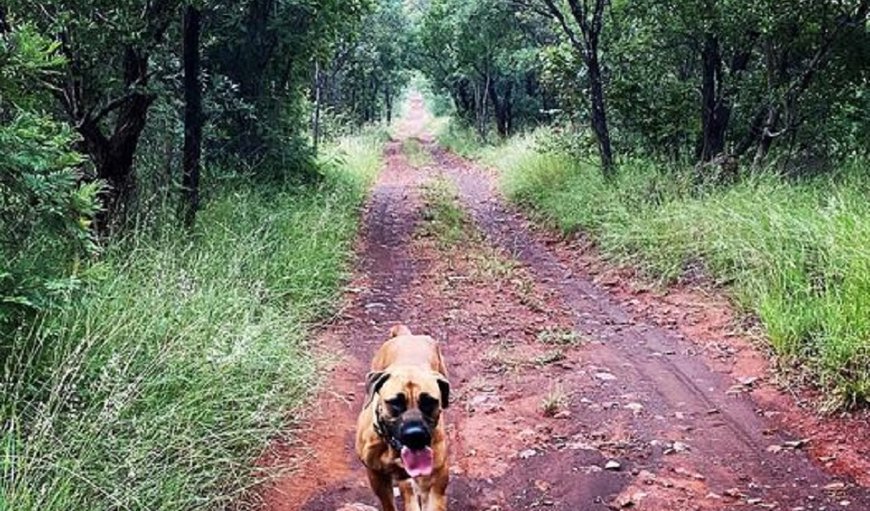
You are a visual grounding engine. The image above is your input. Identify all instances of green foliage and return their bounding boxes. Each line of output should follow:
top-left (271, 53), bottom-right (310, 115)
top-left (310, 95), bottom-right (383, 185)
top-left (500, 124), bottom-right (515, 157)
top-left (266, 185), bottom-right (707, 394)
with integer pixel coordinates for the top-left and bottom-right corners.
top-left (496, 134), bottom-right (870, 408)
top-left (0, 132), bottom-right (383, 511)
top-left (1, 25), bottom-right (99, 326)
top-left (436, 119), bottom-right (486, 158)
top-left (323, 0), bottom-right (412, 125)
top-left (417, 0), bottom-right (552, 137)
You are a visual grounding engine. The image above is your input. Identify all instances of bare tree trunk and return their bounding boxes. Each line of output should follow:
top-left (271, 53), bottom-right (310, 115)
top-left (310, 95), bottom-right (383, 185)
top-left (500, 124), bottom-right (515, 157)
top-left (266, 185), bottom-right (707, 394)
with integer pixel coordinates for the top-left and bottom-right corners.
top-left (385, 83), bottom-right (393, 125)
top-left (539, 0), bottom-right (615, 176)
top-left (698, 33), bottom-right (729, 162)
top-left (182, 5), bottom-right (203, 228)
top-left (488, 79), bottom-right (514, 138)
top-left (0, 6), bottom-right (10, 35)
top-left (586, 50), bottom-right (614, 174)
top-left (312, 61), bottom-right (322, 150)
top-left (753, 107), bottom-right (779, 167)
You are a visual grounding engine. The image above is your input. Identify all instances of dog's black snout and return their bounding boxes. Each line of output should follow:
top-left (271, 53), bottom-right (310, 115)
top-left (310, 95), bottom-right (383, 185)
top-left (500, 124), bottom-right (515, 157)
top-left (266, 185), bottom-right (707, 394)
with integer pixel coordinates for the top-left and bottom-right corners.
top-left (400, 423), bottom-right (431, 450)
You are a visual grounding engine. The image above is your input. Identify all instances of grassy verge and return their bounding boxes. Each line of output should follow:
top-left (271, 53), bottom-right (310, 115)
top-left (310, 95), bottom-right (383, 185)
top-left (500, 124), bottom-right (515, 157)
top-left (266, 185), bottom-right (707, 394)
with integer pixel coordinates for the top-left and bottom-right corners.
top-left (401, 138), bottom-right (432, 168)
top-left (0, 132), bottom-right (384, 510)
top-left (419, 177), bottom-right (469, 247)
top-left (489, 132), bottom-right (870, 409)
top-left (434, 119), bottom-right (486, 159)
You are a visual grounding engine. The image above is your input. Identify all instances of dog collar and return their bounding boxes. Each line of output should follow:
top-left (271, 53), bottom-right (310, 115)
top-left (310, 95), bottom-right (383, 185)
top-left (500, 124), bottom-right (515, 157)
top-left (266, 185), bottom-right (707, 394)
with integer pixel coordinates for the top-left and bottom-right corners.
top-left (373, 399), bottom-right (404, 452)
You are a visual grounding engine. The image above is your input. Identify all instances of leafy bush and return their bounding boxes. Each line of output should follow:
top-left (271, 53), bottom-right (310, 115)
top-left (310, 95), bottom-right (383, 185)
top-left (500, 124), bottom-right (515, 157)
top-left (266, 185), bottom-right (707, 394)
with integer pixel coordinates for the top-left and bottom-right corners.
top-left (495, 134), bottom-right (870, 408)
top-left (1, 25), bottom-right (100, 328)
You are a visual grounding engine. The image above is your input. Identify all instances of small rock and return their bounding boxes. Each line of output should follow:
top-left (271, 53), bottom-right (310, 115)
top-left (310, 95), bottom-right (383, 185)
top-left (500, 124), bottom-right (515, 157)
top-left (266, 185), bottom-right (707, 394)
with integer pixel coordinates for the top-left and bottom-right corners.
top-left (664, 441), bottom-right (690, 455)
top-left (612, 491), bottom-right (647, 508)
top-left (824, 481), bottom-right (847, 492)
top-left (723, 488), bottom-right (745, 499)
top-left (637, 470), bottom-right (657, 484)
top-left (625, 402), bottom-right (644, 414)
top-left (783, 439), bottom-right (808, 449)
top-left (595, 372), bottom-right (618, 382)
top-left (519, 448), bottom-right (538, 459)
top-left (738, 376), bottom-right (759, 386)
top-left (604, 460), bottom-right (622, 471)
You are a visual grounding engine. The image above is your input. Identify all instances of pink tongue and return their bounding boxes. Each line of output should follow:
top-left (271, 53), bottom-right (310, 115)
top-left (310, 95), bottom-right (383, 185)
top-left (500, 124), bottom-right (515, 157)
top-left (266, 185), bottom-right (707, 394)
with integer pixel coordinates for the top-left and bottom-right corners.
top-left (400, 446), bottom-right (434, 477)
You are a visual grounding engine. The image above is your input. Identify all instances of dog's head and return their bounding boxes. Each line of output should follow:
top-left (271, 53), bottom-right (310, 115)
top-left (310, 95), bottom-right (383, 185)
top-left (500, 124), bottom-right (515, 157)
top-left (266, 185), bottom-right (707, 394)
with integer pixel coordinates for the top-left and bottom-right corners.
top-left (366, 366), bottom-right (450, 477)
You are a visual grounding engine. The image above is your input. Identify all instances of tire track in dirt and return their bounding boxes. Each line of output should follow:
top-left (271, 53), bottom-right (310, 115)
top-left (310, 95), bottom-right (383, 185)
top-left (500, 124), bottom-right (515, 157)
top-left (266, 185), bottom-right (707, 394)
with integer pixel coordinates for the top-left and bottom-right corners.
top-left (429, 138), bottom-right (870, 509)
top-left (259, 94), bottom-right (870, 511)
top-left (259, 138), bottom-right (433, 510)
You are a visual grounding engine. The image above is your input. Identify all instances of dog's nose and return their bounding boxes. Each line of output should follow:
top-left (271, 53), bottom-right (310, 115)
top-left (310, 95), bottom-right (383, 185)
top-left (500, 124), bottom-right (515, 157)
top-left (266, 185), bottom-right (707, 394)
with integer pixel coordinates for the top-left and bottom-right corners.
top-left (400, 423), bottom-right (431, 450)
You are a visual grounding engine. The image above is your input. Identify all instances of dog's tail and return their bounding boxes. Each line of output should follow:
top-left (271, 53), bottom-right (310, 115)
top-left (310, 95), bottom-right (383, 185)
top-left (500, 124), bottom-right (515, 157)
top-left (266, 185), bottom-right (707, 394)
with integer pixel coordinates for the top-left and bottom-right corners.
top-left (389, 324), bottom-right (412, 338)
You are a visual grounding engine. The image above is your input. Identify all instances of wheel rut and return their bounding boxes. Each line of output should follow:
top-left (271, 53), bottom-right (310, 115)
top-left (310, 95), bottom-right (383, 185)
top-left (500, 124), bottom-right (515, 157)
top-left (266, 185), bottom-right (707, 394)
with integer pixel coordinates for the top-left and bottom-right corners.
top-left (259, 94), bottom-right (870, 511)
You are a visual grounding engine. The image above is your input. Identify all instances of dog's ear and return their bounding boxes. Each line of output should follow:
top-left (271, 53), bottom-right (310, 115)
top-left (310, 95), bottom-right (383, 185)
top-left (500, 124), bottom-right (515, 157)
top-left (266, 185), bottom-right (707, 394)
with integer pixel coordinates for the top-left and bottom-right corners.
top-left (365, 371), bottom-right (390, 398)
top-left (436, 375), bottom-right (451, 409)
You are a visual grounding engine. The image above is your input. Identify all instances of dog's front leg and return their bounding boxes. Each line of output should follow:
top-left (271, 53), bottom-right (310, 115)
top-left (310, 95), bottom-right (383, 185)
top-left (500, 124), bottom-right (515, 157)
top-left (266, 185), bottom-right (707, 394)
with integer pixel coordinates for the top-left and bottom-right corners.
top-left (398, 479), bottom-right (423, 511)
top-left (425, 468), bottom-right (449, 511)
top-left (366, 469), bottom-right (397, 511)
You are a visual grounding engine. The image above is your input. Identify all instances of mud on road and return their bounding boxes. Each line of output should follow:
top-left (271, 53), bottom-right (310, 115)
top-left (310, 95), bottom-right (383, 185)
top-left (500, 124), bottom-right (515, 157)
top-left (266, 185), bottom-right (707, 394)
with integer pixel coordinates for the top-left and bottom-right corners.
top-left (259, 96), bottom-right (870, 511)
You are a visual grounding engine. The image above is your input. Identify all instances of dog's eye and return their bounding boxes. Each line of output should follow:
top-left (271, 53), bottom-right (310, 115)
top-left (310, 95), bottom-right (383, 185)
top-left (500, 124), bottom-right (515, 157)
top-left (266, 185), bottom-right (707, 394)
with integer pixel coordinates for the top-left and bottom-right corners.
top-left (418, 393), bottom-right (439, 415)
top-left (385, 395), bottom-right (406, 415)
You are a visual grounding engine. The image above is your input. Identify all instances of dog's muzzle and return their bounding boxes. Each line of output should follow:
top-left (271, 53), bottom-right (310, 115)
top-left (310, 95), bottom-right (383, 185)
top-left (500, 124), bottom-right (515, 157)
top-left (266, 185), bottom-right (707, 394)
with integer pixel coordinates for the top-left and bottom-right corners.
top-left (399, 422), bottom-right (432, 450)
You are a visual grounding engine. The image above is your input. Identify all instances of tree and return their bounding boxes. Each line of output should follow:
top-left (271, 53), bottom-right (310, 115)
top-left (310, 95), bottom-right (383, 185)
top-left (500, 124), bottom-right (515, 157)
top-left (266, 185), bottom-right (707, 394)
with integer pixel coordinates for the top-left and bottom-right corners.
top-left (520, 0), bottom-right (615, 174)
top-left (182, 4), bottom-right (202, 228)
top-left (1, 23), bottom-right (99, 325)
top-left (7, 0), bottom-right (183, 228)
top-left (418, 0), bottom-right (551, 139)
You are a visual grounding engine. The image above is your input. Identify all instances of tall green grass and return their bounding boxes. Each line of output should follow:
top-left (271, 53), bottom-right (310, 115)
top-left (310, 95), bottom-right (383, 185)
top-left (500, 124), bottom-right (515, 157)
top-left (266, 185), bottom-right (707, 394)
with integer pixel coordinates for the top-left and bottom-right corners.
top-left (435, 119), bottom-right (487, 158)
top-left (0, 132), bottom-right (383, 510)
top-left (492, 133), bottom-right (870, 409)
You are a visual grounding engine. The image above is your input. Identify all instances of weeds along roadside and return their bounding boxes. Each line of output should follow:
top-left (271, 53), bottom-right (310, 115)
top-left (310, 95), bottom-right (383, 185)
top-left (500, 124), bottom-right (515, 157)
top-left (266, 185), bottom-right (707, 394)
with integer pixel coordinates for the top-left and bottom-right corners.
top-left (439, 120), bottom-right (870, 410)
top-left (0, 130), bottom-right (385, 511)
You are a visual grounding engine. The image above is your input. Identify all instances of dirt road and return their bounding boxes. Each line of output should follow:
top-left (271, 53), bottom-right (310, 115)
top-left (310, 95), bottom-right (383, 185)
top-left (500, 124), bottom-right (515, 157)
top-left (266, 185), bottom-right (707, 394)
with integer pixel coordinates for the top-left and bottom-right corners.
top-left (259, 95), bottom-right (870, 511)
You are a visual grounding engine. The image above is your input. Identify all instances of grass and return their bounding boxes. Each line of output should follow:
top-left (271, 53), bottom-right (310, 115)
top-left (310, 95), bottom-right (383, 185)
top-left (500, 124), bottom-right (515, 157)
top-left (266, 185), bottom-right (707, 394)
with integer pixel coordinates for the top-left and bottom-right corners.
top-left (419, 177), bottom-right (469, 248)
top-left (0, 131), bottom-right (384, 510)
top-left (436, 119), bottom-right (487, 159)
top-left (540, 384), bottom-right (569, 417)
top-left (490, 131), bottom-right (870, 409)
top-left (401, 138), bottom-right (432, 168)
top-left (537, 328), bottom-right (583, 347)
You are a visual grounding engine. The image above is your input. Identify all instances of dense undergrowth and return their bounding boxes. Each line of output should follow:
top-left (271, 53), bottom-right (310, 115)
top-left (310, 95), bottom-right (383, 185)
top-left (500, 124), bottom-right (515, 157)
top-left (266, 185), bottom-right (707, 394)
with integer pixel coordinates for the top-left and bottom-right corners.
top-left (441, 123), bottom-right (870, 409)
top-left (0, 132), bottom-right (384, 510)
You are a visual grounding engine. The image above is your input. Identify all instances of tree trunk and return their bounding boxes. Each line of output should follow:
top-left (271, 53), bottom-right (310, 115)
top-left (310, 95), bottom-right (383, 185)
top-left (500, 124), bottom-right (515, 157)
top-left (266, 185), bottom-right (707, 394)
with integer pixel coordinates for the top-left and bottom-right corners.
top-left (0, 6), bottom-right (9, 34)
top-left (753, 107), bottom-right (779, 167)
top-left (385, 83), bottom-right (393, 124)
top-left (586, 51), bottom-right (614, 175)
top-left (698, 34), bottom-right (729, 162)
top-left (543, 0), bottom-right (615, 175)
top-left (75, 46), bottom-right (155, 230)
top-left (312, 61), bottom-right (322, 150)
top-left (488, 79), bottom-right (513, 138)
top-left (182, 5), bottom-right (203, 228)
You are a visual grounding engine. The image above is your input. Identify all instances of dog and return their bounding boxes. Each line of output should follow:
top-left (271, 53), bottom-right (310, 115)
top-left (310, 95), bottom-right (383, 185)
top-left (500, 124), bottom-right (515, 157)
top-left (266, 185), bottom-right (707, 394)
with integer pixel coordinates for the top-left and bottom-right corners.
top-left (355, 325), bottom-right (450, 511)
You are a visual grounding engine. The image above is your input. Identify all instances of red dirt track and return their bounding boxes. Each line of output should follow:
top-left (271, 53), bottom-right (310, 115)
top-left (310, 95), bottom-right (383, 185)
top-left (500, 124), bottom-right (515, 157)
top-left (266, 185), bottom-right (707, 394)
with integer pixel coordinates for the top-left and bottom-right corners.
top-left (259, 94), bottom-right (870, 511)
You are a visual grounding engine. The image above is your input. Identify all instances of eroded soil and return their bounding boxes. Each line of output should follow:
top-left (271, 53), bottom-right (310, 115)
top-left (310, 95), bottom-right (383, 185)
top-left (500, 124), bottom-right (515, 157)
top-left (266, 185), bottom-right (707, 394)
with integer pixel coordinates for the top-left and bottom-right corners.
top-left (259, 95), bottom-right (870, 511)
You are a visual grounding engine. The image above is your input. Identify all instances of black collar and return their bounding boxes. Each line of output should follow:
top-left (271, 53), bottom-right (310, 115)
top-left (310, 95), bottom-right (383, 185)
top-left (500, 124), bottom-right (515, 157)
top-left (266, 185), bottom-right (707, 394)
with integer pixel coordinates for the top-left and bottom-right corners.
top-left (373, 401), bottom-right (404, 452)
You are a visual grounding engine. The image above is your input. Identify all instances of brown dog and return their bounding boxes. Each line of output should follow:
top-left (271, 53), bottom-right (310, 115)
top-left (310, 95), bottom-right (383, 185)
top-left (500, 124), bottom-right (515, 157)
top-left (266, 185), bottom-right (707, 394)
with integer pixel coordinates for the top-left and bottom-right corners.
top-left (355, 325), bottom-right (450, 511)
